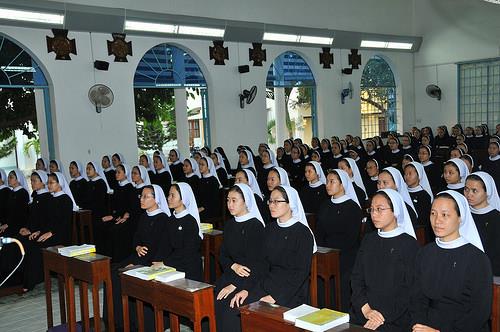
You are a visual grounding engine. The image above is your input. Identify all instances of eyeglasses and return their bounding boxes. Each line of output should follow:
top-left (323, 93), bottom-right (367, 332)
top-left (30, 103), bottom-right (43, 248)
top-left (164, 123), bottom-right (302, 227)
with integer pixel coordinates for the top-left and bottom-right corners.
top-left (366, 207), bottom-right (392, 214)
top-left (267, 199), bottom-right (288, 206)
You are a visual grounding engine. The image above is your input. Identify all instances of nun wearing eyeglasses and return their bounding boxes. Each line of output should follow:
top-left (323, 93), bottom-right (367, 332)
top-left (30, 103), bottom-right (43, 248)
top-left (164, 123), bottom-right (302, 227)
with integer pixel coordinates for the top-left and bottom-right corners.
top-left (215, 183), bottom-right (266, 332)
top-left (109, 184), bottom-right (171, 331)
top-left (411, 190), bottom-right (492, 332)
top-left (20, 172), bottom-right (77, 291)
top-left (153, 182), bottom-right (203, 281)
top-left (228, 185), bottom-right (315, 332)
top-left (350, 189), bottom-right (419, 331)
top-left (299, 161), bottom-right (328, 214)
top-left (316, 169), bottom-right (363, 310)
top-left (465, 172), bottom-right (500, 275)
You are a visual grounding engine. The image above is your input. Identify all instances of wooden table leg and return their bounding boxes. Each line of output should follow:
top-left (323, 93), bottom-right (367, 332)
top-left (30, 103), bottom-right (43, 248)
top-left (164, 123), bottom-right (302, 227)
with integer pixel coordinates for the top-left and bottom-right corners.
top-left (154, 307), bottom-right (164, 332)
top-left (79, 282), bottom-right (90, 332)
top-left (104, 277), bottom-right (115, 332)
top-left (323, 276), bottom-right (331, 309)
top-left (65, 276), bottom-right (77, 332)
top-left (122, 294), bottom-right (130, 332)
top-left (334, 274), bottom-right (341, 311)
top-left (58, 275), bottom-right (67, 324)
top-left (193, 319), bottom-right (202, 332)
top-left (136, 300), bottom-right (144, 332)
top-left (203, 239), bottom-right (211, 283)
top-left (91, 283), bottom-right (101, 332)
top-left (44, 267), bottom-right (53, 328)
top-left (310, 255), bottom-right (318, 307)
top-left (169, 313), bottom-right (180, 332)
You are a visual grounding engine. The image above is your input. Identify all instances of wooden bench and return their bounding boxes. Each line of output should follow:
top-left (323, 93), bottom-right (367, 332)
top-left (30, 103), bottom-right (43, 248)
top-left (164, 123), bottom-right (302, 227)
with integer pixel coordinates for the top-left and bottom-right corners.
top-left (202, 229), bottom-right (224, 283)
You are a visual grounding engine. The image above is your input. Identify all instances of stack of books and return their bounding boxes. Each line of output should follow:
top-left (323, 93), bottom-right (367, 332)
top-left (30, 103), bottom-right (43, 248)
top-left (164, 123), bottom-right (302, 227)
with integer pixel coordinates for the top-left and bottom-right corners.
top-left (283, 304), bottom-right (349, 332)
top-left (200, 223), bottom-right (213, 232)
top-left (123, 265), bottom-right (185, 283)
top-left (57, 244), bottom-right (96, 257)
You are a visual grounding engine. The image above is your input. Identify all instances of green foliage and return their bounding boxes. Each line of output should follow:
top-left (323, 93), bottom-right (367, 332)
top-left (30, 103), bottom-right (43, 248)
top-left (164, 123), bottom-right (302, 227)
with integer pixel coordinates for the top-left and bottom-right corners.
top-left (134, 88), bottom-right (177, 151)
top-left (24, 135), bottom-right (40, 156)
top-left (0, 88), bottom-right (38, 158)
top-left (361, 57), bottom-right (396, 113)
top-left (267, 119), bottom-right (276, 144)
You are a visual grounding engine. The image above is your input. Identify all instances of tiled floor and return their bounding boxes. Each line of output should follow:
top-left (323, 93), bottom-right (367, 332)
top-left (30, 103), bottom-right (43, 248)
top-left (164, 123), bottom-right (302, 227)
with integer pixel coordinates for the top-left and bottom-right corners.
top-left (0, 280), bottom-right (193, 332)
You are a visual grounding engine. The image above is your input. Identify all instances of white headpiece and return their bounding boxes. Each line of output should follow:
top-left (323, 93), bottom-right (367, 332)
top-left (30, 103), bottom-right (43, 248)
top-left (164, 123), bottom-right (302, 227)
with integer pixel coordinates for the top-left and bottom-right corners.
top-left (447, 158), bottom-right (470, 185)
top-left (383, 167), bottom-right (418, 217)
top-left (377, 189), bottom-right (416, 239)
top-left (87, 161), bottom-right (112, 193)
top-left (436, 190), bottom-right (484, 252)
top-left (469, 172), bottom-right (500, 212)
top-left (308, 161), bottom-right (327, 185)
top-left (149, 184), bottom-right (171, 216)
top-left (176, 182), bottom-right (202, 239)
top-left (234, 183), bottom-right (265, 227)
top-left (241, 150), bottom-right (256, 169)
top-left (70, 160), bottom-right (89, 181)
top-left (52, 171), bottom-right (79, 211)
top-left (134, 165), bottom-right (152, 187)
top-left (343, 158), bottom-right (367, 199)
top-left (154, 154), bottom-right (173, 177)
top-left (185, 158), bottom-right (201, 178)
top-left (331, 169), bottom-right (361, 207)
top-left (407, 162), bottom-right (433, 202)
top-left (279, 185), bottom-right (317, 253)
top-left (273, 166), bottom-right (290, 186)
top-left (10, 168), bottom-right (30, 192)
top-left (202, 157), bottom-right (222, 188)
top-left (242, 169), bottom-right (263, 199)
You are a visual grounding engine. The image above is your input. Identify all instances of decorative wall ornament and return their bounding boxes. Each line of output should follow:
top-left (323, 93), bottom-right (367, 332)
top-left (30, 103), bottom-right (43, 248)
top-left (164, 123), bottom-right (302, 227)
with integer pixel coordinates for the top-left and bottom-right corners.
top-left (249, 43), bottom-right (266, 66)
top-left (107, 33), bottom-right (132, 62)
top-left (46, 29), bottom-right (77, 60)
top-left (348, 49), bottom-right (361, 69)
top-left (319, 47), bottom-right (334, 69)
top-left (209, 40), bottom-right (229, 65)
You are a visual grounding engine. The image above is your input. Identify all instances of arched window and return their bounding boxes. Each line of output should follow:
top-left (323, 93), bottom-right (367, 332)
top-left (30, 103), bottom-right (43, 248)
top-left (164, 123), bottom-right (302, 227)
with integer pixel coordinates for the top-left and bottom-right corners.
top-left (266, 52), bottom-right (316, 147)
top-left (360, 56), bottom-right (396, 138)
top-left (0, 34), bottom-right (53, 171)
top-left (134, 44), bottom-right (209, 152)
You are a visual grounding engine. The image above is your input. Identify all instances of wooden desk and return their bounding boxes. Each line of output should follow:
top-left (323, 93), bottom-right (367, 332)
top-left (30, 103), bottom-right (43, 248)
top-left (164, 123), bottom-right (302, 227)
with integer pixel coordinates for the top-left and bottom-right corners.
top-left (202, 229), bottom-right (224, 283)
top-left (120, 273), bottom-right (216, 332)
top-left (310, 246), bottom-right (341, 310)
top-left (42, 247), bottom-right (114, 332)
top-left (72, 210), bottom-right (94, 245)
top-left (239, 301), bottom-right (369, 332)
top-left (415, 224), bottom-right (427, 246)
top-left (305, 213), bottom-right (317, 234)
top-left (492, 276), bottom-right (500, 332)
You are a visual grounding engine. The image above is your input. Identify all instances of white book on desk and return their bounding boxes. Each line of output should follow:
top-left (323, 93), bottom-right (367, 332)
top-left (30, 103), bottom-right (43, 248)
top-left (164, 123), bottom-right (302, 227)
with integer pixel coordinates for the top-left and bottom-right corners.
top-left (283, 304), bottom-right (319, 323)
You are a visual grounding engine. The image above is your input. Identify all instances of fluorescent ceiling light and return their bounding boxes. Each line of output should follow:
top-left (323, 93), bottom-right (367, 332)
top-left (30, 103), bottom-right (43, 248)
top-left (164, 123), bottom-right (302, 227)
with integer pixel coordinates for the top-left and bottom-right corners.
top-left (264, 32), bottom-right (333, 45)
top-left (387, 42), bottom-right (413, 50)
top-left (360, 40), bottom-right (387, 48)
top-left (0, 7), bottom-right (63, 25)
top-left (125, 20), bottom-right (176, 33)
top-left (178, 25), bottom-right (225, 37)
top-left (299, 35), bottom-right (333, 45)
top-left (263, 32), bottom-right (299, 42)
top-left (361, 40), bottom-right (413, 50)
top-left (125, 20), bottom-right (225, 37)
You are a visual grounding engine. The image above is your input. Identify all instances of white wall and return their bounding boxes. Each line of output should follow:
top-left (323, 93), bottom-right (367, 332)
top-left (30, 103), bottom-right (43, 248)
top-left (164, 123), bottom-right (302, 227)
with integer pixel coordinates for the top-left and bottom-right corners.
top-left (412, 0), bottom-right (500, 130)
top-left (0, 24), bottom-right (414, 167)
